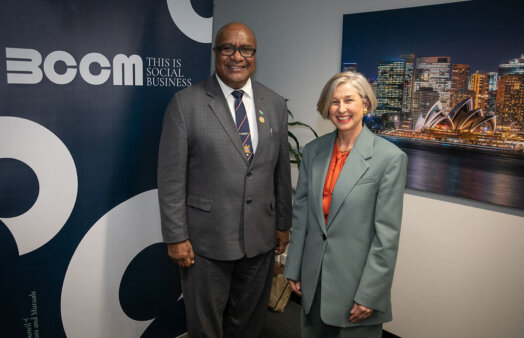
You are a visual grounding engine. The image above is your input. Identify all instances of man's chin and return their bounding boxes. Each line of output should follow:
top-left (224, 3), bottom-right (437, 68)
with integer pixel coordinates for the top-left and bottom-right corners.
top-left (226, 70), bottom-right (247, 78)
top-left (224, 74), bottom-right (249, 87)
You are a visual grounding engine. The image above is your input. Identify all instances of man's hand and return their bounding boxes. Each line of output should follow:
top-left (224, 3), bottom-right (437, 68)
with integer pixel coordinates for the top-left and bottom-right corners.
top-left (167, 240), bottom-right (195, 268)
top-left (275, 229), bottom-right (289, 255)
top-left (288, 279), bottom-right (302, 296)
top-left (349, 302), bottom-right (373, 323)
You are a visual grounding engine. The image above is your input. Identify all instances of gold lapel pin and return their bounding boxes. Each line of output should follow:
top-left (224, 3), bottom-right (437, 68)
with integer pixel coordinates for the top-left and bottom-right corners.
top-left (259, 116), bottom-right (265, 123)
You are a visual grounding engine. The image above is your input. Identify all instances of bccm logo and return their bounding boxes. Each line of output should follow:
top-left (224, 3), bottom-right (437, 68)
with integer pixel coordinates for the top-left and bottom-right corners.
top-left (5, 47), bottom-right (143, 86)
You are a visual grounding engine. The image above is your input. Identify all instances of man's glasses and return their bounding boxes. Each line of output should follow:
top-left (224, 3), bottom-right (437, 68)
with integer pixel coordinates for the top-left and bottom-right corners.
top-left (214, 45), bottom-right (256, 58)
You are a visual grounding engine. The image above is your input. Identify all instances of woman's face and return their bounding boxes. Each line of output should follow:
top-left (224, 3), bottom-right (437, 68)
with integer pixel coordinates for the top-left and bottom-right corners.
top-left (328, 82), bottom-right (366, 136)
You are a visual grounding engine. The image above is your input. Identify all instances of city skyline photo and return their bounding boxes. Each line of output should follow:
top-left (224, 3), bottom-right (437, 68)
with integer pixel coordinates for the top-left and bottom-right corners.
top-left (341, 0), bottom-right (524, 209)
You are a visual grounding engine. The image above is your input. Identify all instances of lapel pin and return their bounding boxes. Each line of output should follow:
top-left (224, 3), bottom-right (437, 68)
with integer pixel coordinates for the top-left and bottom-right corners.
top-left (259, 116), bottom-right (265, 123)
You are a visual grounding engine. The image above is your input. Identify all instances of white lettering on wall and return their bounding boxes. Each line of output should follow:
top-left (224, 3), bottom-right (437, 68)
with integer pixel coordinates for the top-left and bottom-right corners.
top-left (5, 47), bottom-right (143, 86)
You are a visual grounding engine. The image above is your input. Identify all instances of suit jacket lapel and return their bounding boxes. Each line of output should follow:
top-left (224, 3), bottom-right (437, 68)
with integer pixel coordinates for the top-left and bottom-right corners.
top-left (326, 126), bottom-right (374, 226)
top-left (252, 83), bottom-right (270, 166)
top-left (311, 131), bottom-right (336, 233)
top-left (205, 76), bottom-right (249, 164)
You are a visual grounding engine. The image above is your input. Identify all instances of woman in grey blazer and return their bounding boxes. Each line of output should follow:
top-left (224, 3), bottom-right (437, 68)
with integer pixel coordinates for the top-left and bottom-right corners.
top-left (284, 71), bottom-right (407, 337)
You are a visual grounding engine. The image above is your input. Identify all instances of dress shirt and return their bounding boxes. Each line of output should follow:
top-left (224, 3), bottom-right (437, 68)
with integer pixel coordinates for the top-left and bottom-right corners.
top-left (216, 74), bottom-right (258, 153)
top-left (322, 142), bottom-right (350, 224)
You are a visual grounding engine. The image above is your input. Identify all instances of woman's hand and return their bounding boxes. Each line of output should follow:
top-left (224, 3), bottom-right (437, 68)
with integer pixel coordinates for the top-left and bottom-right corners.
top-left (349, 302), bottom-right (373, 323)
top-left (288, 279), bottom-right (302, 296)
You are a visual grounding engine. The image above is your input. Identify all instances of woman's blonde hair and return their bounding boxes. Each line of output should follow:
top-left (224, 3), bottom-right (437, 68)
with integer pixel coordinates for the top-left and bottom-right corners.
top-left (316, 71), bottom-right (378, 119)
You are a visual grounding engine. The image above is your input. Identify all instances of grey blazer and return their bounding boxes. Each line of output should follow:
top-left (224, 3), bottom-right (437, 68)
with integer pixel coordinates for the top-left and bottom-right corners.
top-left (158, 75), bottom-right (292, 261)
top-left (284, 126), bottom-right (407, 327)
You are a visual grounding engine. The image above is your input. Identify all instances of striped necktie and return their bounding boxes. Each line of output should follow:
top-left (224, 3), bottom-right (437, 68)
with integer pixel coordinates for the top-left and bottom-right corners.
top-left (232, 90), bottom-right (254, 163)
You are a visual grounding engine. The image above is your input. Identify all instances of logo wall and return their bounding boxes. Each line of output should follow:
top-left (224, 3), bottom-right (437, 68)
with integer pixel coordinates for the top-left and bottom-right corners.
top-left (0, 0), bottom-right (213, 337)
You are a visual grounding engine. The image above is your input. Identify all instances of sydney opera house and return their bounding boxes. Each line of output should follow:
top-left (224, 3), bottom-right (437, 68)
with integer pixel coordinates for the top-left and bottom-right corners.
top-left (414, 98), bottom-right (496, 132)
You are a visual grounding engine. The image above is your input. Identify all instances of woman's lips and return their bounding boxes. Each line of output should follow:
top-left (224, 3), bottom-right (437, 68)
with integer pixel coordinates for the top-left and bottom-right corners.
top-left (336, 115), bottom-right (352, 123)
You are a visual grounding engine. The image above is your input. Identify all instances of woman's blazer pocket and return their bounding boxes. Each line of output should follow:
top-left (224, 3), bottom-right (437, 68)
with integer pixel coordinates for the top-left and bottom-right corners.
top-left (355, 176), bottom-right (378, 185)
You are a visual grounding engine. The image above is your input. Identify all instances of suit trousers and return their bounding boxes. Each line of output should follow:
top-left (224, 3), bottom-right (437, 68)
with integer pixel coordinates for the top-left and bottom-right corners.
top-left (180, 250), bottom-right (274, 338)
top-left (301, 274), bottom-right (382, 338)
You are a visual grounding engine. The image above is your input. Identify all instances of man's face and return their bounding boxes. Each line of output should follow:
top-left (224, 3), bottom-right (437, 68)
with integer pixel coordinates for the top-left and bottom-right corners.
top-left (214, 24), bottom-right (257, 89)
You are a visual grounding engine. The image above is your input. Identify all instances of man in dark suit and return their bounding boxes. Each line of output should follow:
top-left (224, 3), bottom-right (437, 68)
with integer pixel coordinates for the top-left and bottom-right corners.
top-left (158, 22), bottom-right (292, 337)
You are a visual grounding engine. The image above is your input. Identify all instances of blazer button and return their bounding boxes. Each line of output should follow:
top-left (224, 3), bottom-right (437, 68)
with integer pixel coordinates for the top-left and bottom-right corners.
top-left (246, 198), bottom-right (252, 204)
top-left (322, 234), bottom-right (326, 241)
top-left (247, 170), bottom-right (253, 177)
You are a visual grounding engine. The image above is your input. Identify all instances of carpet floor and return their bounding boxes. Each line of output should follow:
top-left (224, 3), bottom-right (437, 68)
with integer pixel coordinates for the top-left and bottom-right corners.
top-left (261, 300), bottom-right (302, 338)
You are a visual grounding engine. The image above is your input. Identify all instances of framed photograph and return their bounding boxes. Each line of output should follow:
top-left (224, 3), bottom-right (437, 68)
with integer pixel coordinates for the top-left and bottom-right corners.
top-left (342, 0), bottom-right (524, 209)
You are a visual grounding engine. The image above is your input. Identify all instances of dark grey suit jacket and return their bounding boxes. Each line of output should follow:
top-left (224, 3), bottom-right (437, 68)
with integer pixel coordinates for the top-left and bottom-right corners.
top-left (158, 75), bottom-right (292, 260)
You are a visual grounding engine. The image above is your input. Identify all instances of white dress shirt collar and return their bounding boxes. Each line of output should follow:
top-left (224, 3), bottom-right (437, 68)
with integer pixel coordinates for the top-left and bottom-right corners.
top-left (215, 74), bottom-right (258, 153)
top-left (215, 74), bottom-right (253, 100)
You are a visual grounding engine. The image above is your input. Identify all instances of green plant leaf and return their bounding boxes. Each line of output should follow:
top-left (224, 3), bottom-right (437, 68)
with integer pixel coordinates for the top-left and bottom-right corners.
top-left (286, 100), bottom-right (318, 169)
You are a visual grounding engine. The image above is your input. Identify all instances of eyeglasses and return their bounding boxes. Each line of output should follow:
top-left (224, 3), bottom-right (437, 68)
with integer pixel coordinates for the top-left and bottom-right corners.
top-left (214, 45), bottom-right (256, 58)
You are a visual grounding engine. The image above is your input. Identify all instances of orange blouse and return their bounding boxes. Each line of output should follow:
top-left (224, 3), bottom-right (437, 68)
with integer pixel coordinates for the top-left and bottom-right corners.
top-left (322, 141), bottom-right (350, 224)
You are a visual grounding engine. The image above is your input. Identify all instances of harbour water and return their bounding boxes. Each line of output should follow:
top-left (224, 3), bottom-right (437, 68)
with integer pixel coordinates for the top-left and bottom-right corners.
top-left (382, 136), bottom-right (524, 209)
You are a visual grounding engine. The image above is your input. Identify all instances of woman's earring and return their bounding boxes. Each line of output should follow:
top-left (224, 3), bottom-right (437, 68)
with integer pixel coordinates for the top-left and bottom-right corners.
top-left (363, 108), bottom-right (368, 114)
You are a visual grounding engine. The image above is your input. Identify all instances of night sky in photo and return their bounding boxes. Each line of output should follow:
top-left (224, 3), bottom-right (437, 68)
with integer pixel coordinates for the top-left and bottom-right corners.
top-left (341, 0), bottom-right (524, 79)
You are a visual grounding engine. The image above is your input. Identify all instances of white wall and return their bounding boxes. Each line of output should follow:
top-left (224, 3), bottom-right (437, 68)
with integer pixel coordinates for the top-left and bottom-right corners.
top-left (213, 0), bottom-right (524, 337)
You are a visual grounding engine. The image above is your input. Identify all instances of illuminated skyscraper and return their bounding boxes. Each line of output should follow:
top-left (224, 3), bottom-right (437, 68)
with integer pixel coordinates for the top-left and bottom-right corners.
top-left (488, 72), bottom-right (498, 91)
top-left (412, 87), bottom-right (440, 118)
top-left (487, 72), bottom-right (498, 113)
top-left (376, 59), bottom-right (405, 128)
top-left (450, 64), bottom-right (473, 107)
top-left (400, 54), bottom-right (415, 114)
top-left (496, 56), bottom-right (524, 130)
top-left (470, 71), bottom-right (489, 112)
top-left (496, 74), bottom-right (523, 130)
top-left (452, 64), bottom-right (469, 90)
top-left (414, 56), bottom-right (451, 111)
